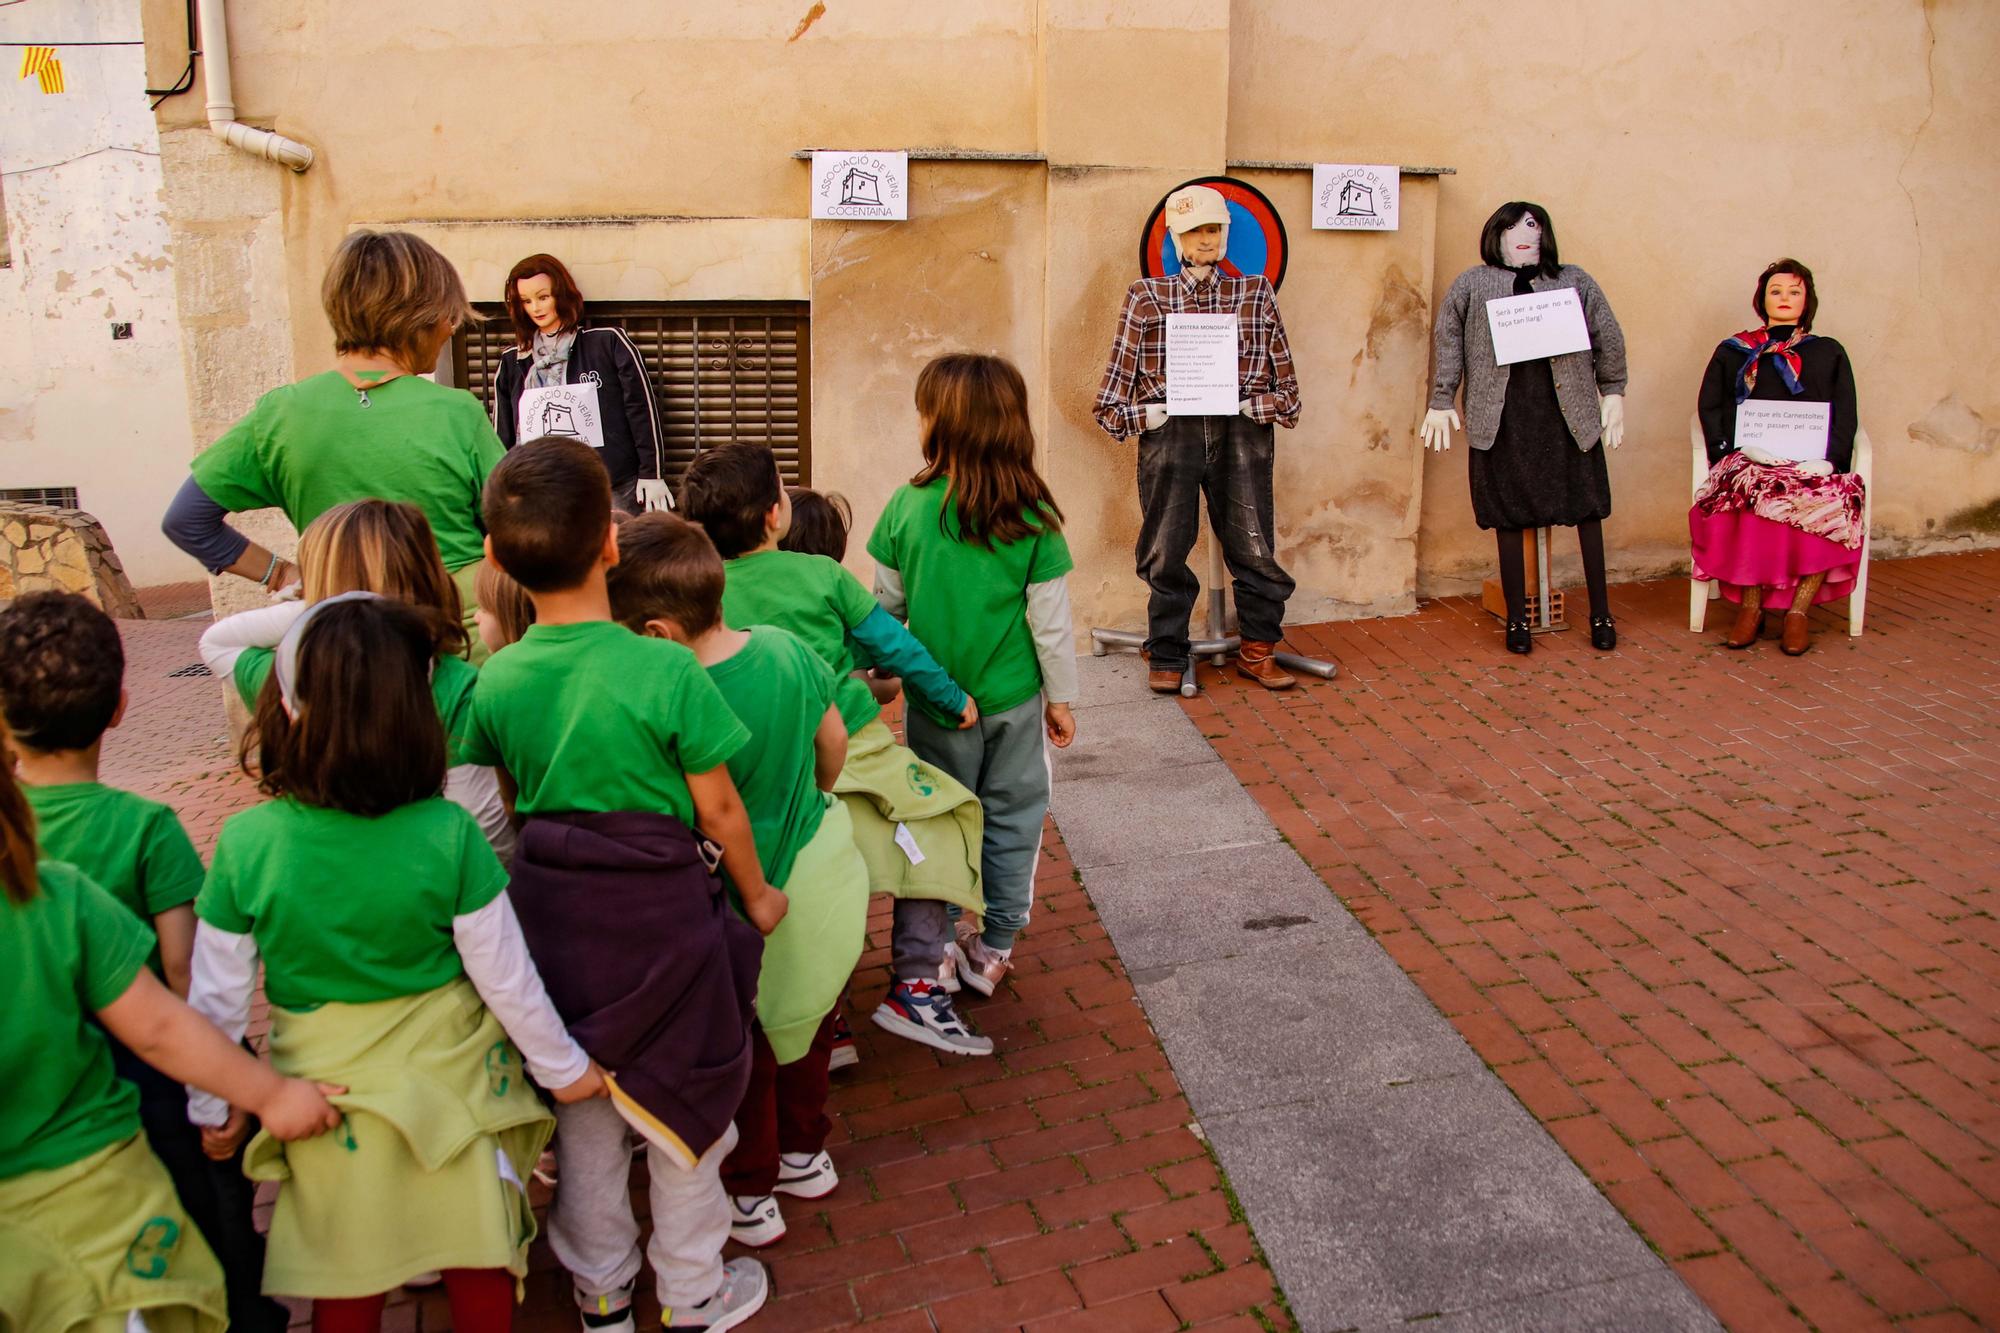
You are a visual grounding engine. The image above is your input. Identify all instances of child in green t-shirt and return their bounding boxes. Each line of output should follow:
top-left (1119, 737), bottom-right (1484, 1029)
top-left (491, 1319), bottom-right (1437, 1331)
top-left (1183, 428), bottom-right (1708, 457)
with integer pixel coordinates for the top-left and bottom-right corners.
top-left (191, 594), bottom-right (604, 1325)
top-left (682, 444), bottom-right (998, 1059)
top-left (198, 498), bottom-right (513, 861)
top-left (0, 756), bottom-right (341, 1333)
top-left (465, 437), bottom-right (781, 1331)
top-left (868, 353), bottom-right (1081, 997)
top-left (610, 512), bottom-right (869, 1252)
top-left (0, 591), bottom-right (290, 1332)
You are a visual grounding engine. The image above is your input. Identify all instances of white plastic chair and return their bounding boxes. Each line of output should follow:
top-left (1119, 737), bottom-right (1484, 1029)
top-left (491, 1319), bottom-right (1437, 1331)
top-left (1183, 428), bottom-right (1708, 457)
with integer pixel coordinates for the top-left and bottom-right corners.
top-left (1689, 414), bottom-right (1871, 635)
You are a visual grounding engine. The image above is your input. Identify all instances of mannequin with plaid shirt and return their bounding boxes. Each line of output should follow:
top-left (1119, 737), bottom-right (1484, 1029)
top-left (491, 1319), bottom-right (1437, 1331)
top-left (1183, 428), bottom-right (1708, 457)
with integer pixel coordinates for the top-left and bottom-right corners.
top-left (1093, 185), bottom-right (1302, 692)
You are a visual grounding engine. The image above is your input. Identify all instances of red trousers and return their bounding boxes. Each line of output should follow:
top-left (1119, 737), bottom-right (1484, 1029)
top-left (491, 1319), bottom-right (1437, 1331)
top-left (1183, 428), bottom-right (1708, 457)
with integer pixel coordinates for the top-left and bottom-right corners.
top-left (311, 1268), bottom-right (513, 1331)
top-left (721, 1013), bottom-right (837, 1197)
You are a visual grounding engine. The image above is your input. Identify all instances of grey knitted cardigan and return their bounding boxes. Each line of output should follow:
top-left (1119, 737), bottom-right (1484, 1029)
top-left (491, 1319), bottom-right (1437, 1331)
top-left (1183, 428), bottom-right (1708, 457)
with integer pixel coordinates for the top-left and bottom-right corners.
top-left (1428, 264), bottom-right (1628, 451)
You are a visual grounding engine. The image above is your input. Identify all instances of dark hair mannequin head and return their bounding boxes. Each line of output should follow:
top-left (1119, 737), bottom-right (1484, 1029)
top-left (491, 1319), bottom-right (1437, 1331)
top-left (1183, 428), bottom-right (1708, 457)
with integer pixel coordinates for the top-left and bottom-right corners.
top-left (1753, 258), bottom-right (1818, 333)
top-left (1478, 202), bottom-right (1561, 278)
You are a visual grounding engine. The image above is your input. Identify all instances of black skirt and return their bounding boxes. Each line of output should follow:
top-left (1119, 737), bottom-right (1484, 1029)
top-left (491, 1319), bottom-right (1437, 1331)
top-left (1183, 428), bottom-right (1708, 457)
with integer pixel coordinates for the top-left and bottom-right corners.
top-left (1469, 358), bottom-right (1613, 530)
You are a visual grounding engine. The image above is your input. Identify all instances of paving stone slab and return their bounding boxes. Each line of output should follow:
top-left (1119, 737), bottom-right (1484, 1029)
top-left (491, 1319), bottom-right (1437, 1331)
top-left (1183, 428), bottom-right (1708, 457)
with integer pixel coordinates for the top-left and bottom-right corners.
top-left (1393, 1268), bottom-right (1722, 1333)
top-left (1201, 1079), bottom-right (1695, 1333)
top-left (1053, 698), bottom-right (1221, 782)
top-left (1131, 932), bottom-right (1485, 1116)
top-left (1070, 650), bottom-right (1158, 708)
top-left (1076, 841), bottom-right (1362, 971)
top-left (1053, 761), bottom-right (1278, 869)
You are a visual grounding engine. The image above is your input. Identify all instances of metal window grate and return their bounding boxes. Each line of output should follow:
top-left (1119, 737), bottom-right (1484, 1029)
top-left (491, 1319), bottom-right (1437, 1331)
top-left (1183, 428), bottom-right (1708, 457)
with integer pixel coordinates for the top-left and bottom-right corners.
top-left (166, 663), bottom-right (213, 679)
top-left (0, 486), bottom-right (79, 508)
top-left (454, 302), bottom-right (811, 488)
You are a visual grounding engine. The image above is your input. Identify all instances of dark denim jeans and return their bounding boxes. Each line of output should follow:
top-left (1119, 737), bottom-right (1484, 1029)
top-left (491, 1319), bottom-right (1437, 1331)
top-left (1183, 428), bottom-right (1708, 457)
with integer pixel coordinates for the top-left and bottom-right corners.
top-left (1135, 413), bottom-right (1296, 672)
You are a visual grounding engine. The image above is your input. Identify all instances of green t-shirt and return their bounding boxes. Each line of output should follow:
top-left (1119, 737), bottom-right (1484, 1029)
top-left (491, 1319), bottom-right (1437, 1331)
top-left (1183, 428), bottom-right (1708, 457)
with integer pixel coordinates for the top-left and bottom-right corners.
top-left (197, 797), bottom-right (505, 1010)
top-left (190, 372), bottom-right (504, 572)
top-left (461, 621), bottom-right (748, 822)
top-left (706, 627), bottom-right (836, 891)
top-left (1, 861), bottom-right (153, 1179)
top-left (24, 783), bottom-right (202, 974)
top-left (721, 549), bottom-right (881, 734)
top-left (867, 478), bottom-right (1074, 716)
top-left (236, 646), bottom-right (481, 768)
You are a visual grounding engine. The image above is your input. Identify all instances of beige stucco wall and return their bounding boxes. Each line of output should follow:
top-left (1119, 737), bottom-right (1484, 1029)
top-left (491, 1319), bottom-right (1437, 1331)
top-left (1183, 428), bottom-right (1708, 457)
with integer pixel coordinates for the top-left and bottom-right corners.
top-left (1228, 0), bottom-right (2000, 594)
top-left (141, 0), bottom-right (2000, 625)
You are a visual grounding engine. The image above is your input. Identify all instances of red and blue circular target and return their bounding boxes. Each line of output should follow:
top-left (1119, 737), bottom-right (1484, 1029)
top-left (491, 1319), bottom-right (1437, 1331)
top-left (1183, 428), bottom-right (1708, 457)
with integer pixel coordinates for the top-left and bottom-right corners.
top-left (1140, 176), bottom-right (1288, 291)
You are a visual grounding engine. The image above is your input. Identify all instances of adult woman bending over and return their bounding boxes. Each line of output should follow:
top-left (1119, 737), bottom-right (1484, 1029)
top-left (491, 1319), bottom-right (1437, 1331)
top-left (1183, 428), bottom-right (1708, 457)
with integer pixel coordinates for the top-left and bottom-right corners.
top-left (1691, 258), bottom-right (1864, 656)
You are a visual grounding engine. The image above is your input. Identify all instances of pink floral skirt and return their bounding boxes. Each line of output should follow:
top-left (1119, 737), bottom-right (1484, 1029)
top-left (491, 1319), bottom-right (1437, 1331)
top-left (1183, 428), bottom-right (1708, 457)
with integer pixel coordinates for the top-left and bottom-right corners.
top-left (1689, 455), bottom-right (1866, 607)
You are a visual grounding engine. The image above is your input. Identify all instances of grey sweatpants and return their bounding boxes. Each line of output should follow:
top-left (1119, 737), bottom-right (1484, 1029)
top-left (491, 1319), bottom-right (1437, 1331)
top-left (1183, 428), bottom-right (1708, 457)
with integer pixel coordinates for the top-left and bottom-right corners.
top-left (904, 693), bottom-right (1051, 955)
top-left (549, 1099), bottom-right (737, 1310)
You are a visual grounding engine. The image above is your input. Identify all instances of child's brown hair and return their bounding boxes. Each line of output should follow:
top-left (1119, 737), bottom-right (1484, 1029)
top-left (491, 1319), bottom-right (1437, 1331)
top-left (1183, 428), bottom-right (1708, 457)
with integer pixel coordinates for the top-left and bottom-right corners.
top-left (0, 745), bottom-right (36, 905)
top-left (298, 500), bottom-right (468, 657)
top-left (779, 487), bottom-right (852, 562)
top-left (0, 590), bottom-right (124, 754)
top-left (482, 436), bottom-right (613, 592)
top-left (678, 444), bottom-right (781, 560)
top-left (608, 513), bottom-right (726, 637)
top-left (474, 558), bottom-right (535, 647)
top-left (321, 230), bottom-right (476, 374)
top-left (913, 353), bottom-right (1062, 549)
top-left (245, 598), bottom-right (446, 817)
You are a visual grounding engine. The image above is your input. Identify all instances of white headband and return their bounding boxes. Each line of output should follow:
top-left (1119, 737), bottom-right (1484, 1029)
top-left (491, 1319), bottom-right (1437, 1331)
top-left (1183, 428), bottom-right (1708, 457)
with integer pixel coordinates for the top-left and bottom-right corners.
top-left (273, 590), bottom-right (384, 716)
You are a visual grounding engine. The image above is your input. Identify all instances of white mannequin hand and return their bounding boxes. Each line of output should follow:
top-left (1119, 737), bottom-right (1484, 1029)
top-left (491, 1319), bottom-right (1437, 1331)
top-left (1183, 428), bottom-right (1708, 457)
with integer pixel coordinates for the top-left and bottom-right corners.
top-left (1599, 394), bottom-right (1625, 450)
top-left (1795, 458), bottom-right (1835, 477)
top-left (1739, 444), bottom-right (1784, 466)
top-left (1420, 408), bottom-right (1460, 452)
top-left (1142, 404), bottom-right (1169, 432)
top-left (635, 479), bottom-right (673, 512)
top-left (1238, 400), bottom-right (1255, 419)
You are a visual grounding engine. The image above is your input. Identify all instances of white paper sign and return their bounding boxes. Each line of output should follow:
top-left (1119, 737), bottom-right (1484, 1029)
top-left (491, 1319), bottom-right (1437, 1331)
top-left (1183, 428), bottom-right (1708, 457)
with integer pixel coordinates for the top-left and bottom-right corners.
top-left (810, 151), bottom-right (909, 220)
top-left (517, 381), bottom-right (605, 450)
top-left (1165, 314), bottom-right (1239, 416)
top-left (1484, 289), bottom-right (1592, 366)
top-left (1735, 401), bottom-right (1832, 462)
top-left (1312, 164), bottom-right (1400, 231)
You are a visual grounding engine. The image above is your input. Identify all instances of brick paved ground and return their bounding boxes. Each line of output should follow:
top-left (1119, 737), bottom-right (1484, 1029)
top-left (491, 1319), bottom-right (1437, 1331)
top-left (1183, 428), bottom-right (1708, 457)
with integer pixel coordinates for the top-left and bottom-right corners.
top-left (1185, 552), bottom-right (2000, 1332)
top-left (105, 613), bottom-right (1291, 1332)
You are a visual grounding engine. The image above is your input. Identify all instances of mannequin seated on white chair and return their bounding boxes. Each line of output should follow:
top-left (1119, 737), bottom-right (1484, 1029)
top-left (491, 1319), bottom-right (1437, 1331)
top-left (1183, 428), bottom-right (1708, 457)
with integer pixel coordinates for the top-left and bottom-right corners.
top-left (1688, 259), bottom-right (1868, 656)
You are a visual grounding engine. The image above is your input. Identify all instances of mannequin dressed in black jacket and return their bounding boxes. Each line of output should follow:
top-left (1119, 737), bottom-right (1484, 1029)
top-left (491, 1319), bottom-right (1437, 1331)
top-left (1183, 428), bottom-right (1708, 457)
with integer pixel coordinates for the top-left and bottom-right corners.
top-left (495, 253), bottom-right (669, 513)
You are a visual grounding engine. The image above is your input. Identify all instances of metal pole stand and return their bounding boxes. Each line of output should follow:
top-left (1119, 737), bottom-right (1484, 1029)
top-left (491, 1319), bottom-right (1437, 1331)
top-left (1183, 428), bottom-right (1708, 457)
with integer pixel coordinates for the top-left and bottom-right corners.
top-left (1089, 497), bottom-right (1338, 695)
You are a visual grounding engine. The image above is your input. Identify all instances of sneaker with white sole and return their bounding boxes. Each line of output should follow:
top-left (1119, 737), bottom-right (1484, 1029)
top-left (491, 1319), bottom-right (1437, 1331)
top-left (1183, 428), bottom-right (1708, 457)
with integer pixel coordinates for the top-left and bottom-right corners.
top-left (773, 1149), bottom-right (838, 1199)
top-left (827, 1010), bottom-right (859, 1070)
top-left (728, 1193), bottom-right (785, 1248)
top-left (663, 1257), bottom-right (769, 1330)
top-left (955, 935), bottom-right (1014, 999)
top-left (576, 1281), bottom-right (636, 1333)
top-left (871, 979), bottom-right (994, 1056)
top-left (937, 948), bottom-right (961, 994)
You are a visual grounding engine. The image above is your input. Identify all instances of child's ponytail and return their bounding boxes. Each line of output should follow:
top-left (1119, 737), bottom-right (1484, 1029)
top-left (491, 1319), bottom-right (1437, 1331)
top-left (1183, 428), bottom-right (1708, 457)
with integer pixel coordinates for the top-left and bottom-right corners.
top-left (913, 353), bottom-right (1063, 549)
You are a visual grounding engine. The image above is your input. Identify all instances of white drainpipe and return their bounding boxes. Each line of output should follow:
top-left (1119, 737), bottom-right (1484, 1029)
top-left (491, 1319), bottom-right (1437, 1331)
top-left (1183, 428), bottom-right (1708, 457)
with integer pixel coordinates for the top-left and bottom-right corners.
top-left (197, 0), bottom-right (314, 171)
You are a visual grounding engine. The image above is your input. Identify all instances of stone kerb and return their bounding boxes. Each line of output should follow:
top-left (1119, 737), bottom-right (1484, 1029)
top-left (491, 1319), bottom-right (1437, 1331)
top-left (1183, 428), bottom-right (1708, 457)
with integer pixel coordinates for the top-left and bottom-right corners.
top-left (0, 503), bottom-right (145, 618)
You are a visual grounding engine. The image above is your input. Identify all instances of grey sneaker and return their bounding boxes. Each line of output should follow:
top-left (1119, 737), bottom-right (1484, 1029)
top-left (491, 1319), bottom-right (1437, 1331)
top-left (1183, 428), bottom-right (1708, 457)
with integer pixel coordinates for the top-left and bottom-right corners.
top-left (871, 979), bottom-right (995, 1056)
top-left (576, 1281), bottom-right (636, 1333)
top-left (663, 1257), bottom-right (769, 1330)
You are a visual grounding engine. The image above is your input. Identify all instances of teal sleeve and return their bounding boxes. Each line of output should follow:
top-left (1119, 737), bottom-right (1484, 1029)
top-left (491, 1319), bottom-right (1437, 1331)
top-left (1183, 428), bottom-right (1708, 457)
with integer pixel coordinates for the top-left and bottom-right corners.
top-left (851, 606), bottom-right (967, 717)
top-left (139, 808), bottom-right (205, 914)
top-left (71, 868), bottom-right (157, 1010)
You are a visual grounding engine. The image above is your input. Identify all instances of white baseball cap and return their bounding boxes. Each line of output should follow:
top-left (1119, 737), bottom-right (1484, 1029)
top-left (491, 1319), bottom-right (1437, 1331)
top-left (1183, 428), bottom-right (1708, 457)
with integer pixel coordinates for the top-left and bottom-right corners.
top-left (1163, 185), bottom-right (1230, 234)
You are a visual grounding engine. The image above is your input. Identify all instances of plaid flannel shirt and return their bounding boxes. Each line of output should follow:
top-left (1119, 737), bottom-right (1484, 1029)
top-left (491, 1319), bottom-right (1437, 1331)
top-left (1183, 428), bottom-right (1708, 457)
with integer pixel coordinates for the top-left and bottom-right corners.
top-left (1092, 269), bottom-right (1301, 440)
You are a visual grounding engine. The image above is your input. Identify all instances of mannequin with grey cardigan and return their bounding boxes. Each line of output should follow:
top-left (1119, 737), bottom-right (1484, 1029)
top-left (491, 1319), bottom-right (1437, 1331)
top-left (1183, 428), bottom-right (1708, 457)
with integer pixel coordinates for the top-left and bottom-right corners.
top-left (1422, 202), bottom-right (1628, 655)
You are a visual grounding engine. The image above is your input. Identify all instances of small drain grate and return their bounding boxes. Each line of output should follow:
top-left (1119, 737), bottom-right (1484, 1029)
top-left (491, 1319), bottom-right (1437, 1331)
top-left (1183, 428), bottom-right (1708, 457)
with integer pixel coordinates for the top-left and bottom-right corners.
top-left (166, 663), bottom-right (212, 678)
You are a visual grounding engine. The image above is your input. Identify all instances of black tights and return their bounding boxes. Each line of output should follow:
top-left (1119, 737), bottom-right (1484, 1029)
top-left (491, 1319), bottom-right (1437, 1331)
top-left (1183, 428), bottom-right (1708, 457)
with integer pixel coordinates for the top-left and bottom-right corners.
top-left (1496, 523), bottom-right (1610, 623)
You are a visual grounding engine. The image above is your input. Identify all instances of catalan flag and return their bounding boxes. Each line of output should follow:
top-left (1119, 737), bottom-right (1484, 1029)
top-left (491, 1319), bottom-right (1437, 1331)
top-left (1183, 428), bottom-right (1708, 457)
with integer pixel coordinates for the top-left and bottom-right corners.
top-left (19, 46), bottom-right (65, 95)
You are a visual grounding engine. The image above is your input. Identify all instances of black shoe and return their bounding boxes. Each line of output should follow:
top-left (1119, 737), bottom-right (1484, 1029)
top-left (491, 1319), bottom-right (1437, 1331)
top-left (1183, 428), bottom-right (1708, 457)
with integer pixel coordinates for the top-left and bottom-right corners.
top-left (1590, 615), bottom-right (1617, 651)
top-left (1505, 619), bottom-right (1532, 654)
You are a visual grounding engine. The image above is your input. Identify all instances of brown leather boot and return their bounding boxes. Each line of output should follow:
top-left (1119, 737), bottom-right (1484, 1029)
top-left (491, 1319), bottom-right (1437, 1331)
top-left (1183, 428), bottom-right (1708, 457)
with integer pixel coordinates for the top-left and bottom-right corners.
top-left (1235, 641), bottom-right (1296, 689)
top-left (1724, 600), bottom-right (1763, 649)
top-left (1780, 611), bottom-right (1811, 656)
top-left (1148, 668), bottom-right (1184, 694)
